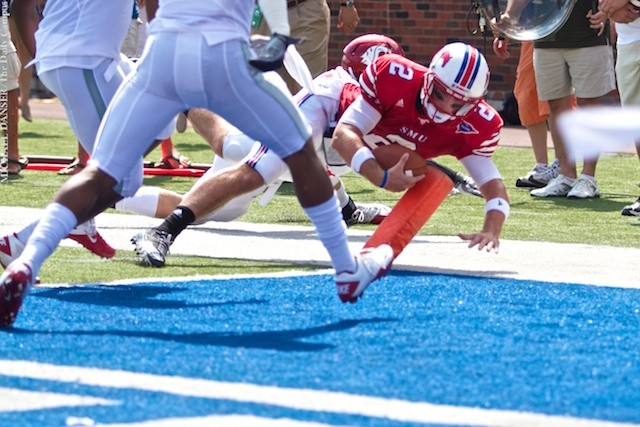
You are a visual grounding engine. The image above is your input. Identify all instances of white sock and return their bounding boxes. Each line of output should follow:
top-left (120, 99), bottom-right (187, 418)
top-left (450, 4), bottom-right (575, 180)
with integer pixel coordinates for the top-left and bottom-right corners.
top-left (19, 203), bottom-right (78, 275)
top-left (303, 196), bottom-right (355, 274)
top-left (115, 186), bottom-right (161, 218)
top-left (14, 221), bottom-right (38, 244)
top-left (330, 175), bottom-right (350, 209)
top-left (579, 173), bottom-right (596, 183)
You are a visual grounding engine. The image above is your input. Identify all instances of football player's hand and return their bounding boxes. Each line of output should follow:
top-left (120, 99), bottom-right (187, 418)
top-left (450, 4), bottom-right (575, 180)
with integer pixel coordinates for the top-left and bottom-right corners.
top-left (249, 33), bottom-right (299, 72)
top-left (458, 231), bottom-right (500, 253)
top-left (382, 153), bottom-right (424, 192)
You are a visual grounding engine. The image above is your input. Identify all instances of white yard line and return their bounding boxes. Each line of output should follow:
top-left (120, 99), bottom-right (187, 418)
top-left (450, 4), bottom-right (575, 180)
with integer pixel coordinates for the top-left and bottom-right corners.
top-left (0, 361), bottom-right (637, 427)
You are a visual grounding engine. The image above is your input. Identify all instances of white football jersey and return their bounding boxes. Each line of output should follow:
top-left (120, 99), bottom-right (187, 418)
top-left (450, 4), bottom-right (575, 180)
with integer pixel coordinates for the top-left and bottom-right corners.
top-left (34, 0), bottom-right (131, 74)
top-left (35, 0), bottom-right (133, 72)
top-left (149, 0), bottom-right (254, 46)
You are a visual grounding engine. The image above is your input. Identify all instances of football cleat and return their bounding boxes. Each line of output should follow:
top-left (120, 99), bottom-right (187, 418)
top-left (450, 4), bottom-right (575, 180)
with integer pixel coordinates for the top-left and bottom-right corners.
top-left (622, 196), bottom-right (640, 217)
top-left (68, 218), bottom-right (116, 259)
top-left (335, 244), bottom-right (394, 303)
top-left (0, 262), bottom-right (34, 327)
top-left (0, 233), bottom-right (25, 270)
top-left (131, 229), bottom-right (172, 267)
top-left (347, 203), bottom-right (391, 226)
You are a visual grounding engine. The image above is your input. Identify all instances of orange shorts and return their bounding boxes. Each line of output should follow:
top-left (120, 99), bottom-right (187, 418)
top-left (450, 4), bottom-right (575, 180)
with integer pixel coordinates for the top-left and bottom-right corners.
top-left (514, 42), bottom-right (549, 127)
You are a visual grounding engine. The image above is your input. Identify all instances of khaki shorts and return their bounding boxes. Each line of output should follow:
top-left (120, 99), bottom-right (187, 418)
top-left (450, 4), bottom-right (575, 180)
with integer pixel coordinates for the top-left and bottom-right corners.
top-left (0, 50), bottom-right (21, 92)
top-left (255, 0), bottom-right (330, 93)
top-left (533, 45), bottom-right (616, 100)
top-left (615, 41), bottom-right (640, 106)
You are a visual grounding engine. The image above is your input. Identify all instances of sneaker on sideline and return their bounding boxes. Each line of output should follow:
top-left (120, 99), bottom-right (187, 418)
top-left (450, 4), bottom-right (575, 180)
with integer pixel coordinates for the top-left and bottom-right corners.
top-left (0, 262), bottom-right (34, 327)
top-left (131, 229), bottom-right (172, 267)
top-left (567, 177), bottom-right (600, 199)
top-left (516, 159), bottom-right (560, 188)
top-left (346, 203), bottom-right (391, 226)
top-left (335, 244), bottom-right (393, 303)
top-left (530, 174), bottom-right (574, 198)
top-left (68, 218), bottom-right (116, 259)
top-left (621, 196), bottom-right (640, 216)
top-left (0, 233), bottom-right (25, 270)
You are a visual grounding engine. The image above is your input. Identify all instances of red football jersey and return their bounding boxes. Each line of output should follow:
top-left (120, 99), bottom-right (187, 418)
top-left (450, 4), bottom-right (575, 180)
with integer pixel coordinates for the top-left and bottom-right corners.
top-left (345, 54), bottom-right (503, 160)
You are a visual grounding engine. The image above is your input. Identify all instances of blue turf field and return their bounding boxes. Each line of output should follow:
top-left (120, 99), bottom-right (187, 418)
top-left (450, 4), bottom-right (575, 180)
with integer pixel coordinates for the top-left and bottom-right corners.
top-left (0, 271), bottom-right (639, 426)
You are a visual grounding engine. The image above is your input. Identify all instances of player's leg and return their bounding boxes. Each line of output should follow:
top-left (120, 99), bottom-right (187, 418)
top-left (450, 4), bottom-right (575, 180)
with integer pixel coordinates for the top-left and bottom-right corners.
top-left (131, 141), bottom-right (285, 267)
top-left (0, 52), bottom-right (183, 326)
top-left (201, 39), bottom-right (392, 302)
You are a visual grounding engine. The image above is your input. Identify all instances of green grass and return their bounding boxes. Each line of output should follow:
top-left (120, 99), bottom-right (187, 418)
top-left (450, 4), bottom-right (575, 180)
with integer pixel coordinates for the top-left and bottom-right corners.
top-left (2, 118), bottom-right (639, 283)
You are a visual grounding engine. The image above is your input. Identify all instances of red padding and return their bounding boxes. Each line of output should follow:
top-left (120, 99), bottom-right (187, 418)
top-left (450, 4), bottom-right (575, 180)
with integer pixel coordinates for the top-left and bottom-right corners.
top-left (363, 165), bottom-right (454, 260)
top-left (25, 163), bottom-right (205, 177)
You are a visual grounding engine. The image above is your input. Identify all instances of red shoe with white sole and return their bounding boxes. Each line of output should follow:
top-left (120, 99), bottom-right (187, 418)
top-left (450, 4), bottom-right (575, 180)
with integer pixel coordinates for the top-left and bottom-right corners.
top-left (68, 218), bottom-right (116, 259)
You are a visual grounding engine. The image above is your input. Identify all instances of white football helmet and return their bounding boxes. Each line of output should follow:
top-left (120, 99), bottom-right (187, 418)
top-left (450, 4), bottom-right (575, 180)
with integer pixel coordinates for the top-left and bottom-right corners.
top-left (422, 42), bottom-right (490, 124)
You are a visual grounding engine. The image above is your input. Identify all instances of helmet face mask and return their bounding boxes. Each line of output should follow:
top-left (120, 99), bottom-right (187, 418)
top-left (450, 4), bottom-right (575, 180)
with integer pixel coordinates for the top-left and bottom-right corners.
top-left (422, 42), bottom-right (489, 124)
top-left (341, 34), bottom-right (405, 80)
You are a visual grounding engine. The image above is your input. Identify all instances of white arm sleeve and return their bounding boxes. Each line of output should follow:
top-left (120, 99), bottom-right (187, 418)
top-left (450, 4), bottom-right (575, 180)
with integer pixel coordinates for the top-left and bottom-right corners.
top-left (257, 0), bottom-right (290, 35)
top-left (338, 96), bottom-right (382, 135)
top-left (459, 155), bottom-right (502, 187)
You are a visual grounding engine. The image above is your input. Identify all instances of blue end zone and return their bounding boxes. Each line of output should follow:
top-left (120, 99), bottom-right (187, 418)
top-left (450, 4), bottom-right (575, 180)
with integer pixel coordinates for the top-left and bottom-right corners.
top-left (0, 270), bottom-right (639, 426)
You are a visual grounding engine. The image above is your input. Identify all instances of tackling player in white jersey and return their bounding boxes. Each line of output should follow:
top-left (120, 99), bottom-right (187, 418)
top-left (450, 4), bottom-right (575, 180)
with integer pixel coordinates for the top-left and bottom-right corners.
top-left (0, 0), bottom-right (394, 327)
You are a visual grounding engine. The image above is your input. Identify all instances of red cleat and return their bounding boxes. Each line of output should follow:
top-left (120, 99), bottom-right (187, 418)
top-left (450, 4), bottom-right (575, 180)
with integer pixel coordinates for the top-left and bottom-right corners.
top-left (0, 262), bottom-right (34, 327)
top-left (67, 218), bottom-right (116, 259)
top-left (0, 233), bottom-right (25, 270)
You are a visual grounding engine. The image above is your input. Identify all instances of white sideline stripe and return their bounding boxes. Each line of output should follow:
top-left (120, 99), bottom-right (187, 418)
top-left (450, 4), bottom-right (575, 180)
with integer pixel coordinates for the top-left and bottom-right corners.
top-left (103, 415), bottom-right (338, 427)
top-left (0, 386), bottom-right (116, 412)
top-left (0, 361), bottom-right (637, 427)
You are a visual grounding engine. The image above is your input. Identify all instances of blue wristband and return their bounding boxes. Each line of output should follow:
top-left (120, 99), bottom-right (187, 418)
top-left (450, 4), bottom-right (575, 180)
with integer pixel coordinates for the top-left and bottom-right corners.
top-left (379, 170), bottom-right (388, 188)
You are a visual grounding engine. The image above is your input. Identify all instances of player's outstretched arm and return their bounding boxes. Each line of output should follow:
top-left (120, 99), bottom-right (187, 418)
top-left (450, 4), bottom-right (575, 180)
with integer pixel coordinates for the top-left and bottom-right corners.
top-left (458, 178), bottom-right (509, 253)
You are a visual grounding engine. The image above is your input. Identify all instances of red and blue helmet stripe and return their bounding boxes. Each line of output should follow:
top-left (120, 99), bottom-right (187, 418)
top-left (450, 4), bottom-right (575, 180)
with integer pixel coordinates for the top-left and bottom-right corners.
top-left (453, 45), bottom-right (481, 94)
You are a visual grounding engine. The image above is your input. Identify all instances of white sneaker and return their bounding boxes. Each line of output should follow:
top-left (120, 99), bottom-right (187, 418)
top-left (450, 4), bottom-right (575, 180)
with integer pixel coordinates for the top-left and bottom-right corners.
top-left (335, 244), bottom-right (394, 303)
top-left (0, 233), bottom-right (25, 270)
top-left (515, 160), bottom-right (560, 188)
top-left (567, 177), bottom-right (600, 199)
top-left (530, 174), bottom-right (575, 198)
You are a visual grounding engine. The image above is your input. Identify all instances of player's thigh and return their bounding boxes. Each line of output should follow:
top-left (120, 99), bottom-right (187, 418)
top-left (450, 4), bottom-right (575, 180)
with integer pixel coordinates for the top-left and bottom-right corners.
top-left (533, 48), bottom-right (573, 101)
top-left (38, 60), bottom-right (124, 152)
top-left (91, 74), bottom-right (180, 197)
top-left (201, 40), bottom-right (311, 160)
top-left (566, 45), bottom-right (615, 99)
top-left (243, 141), bottom-right (288, 184)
